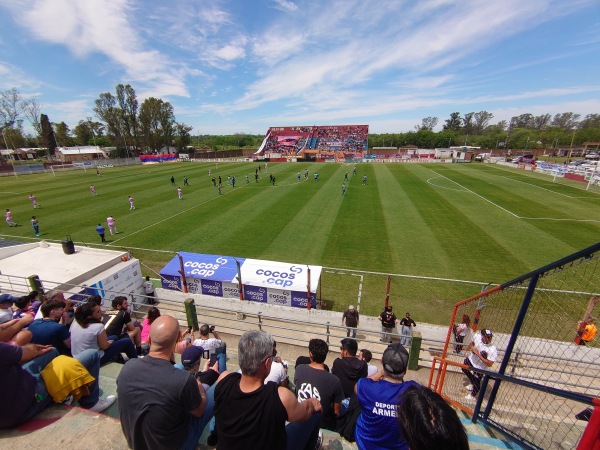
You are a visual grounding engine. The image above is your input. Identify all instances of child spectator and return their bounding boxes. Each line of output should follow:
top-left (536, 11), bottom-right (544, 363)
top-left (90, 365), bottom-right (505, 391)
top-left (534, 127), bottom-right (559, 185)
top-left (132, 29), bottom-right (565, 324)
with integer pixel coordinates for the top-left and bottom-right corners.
top-left (12, 296), bottom-right (35, 319)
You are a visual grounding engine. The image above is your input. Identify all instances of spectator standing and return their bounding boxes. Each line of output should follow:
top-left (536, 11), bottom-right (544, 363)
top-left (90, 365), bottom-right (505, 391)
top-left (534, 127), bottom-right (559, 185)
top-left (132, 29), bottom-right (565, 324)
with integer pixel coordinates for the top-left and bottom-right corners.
top-left (214, 330), bottom-right (322, 450)
top-left (332, 338), bottom-right (368, 401)
top-left (399, 312), bottom-right (416, 346)
top-left (462, 329), bottom-right (497, 401)
top-left (295, 339), bottom-right (344, 431)
top-left (355, 343), bottom-right (418, 450)
top-left (397, 385), bottom-right (469, 450)
top-left (96, 223), bottom-right (106, 242)
top-left (106, 215), bottom-right (118, 235)
top-left (454, 314), bottom-right (471, 353)
top-left (378, 306), bottom-right (398, 343)
top-left (31, 216), bottom-right (40, 237)
top-left (359, 349), bottom-right (378, 376)
top-left (143, 276), bottom-right (155, 304)
top-left (117, 315), bottom-right (213, 450)
top-left (342, 305), bottom-right (359, 338)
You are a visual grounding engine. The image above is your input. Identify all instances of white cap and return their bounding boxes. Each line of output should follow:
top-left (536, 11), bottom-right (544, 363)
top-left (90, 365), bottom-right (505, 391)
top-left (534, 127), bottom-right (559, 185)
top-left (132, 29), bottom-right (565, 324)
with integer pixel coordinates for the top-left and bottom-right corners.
top-left (349, 305), bottom-right (355, 310)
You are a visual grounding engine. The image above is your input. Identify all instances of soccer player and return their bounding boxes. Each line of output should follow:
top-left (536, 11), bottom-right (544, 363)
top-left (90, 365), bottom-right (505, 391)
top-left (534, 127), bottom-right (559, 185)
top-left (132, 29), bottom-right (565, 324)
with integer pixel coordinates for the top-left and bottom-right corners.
top-left (28, 194), bottom-right (39, 209)
top-left (177, 187), bottom-right (183, 200)
top-left (107, 215), bottom-right (118, 235)
top-left (342, 183), bottom-right (346, 195)
top-left (362, 175), bottom-right (367, 185)
top-left (31, 216), bottom-right (40, 236)
top-left (5, 209), bottom-right (17, 227)
top-left (128, 196), bottom-right (135, 210)
top-left (90, 185), bottom-right (97, 195)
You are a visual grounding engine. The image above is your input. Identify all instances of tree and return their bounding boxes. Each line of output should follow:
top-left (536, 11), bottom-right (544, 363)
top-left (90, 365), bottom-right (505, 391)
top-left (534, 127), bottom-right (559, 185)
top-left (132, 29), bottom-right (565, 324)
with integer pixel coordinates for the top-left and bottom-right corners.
top-left (40, 114), bottom-right (57, 156)
top-left (116, 84), bottom-right (139, 150)
top-left (53, 121), bottom-right (73, 147)
top-left (473, 111), bottom-right (494, 135)
top-left (174, 122), bottom-right (193, 150)
top-left (415, 116), bottom-right (438, 131)
top-left (138, 97), bottom-right (175, 151)
top-left (533, 114), bottom-right (551, 130)
top-left (551, 112), bottom-right (580, 131)
top-left (510, 114), bottom-right (534, 129)
top-left (462, 112), bottom-right (475, 135)
top-left (94, 92), bottom-right (126, 150)
top-left (579, 114), bottom-right (600, 129)
top-left (443, 112), bottom-right (462, 131)
top-left (22, 98), bottom-right (43, 141)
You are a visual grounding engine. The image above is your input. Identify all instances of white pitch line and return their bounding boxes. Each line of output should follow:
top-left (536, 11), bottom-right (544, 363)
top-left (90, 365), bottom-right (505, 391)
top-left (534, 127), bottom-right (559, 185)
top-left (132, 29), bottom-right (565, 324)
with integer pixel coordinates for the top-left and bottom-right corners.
top-left (426, 177), bottom-right (468, 192)
top-left (431, 170), bottom-right (520, 218)
top-left (502, 177), bottom-right (579, 199)
top-left (520, 217), bottom-right (600, 223)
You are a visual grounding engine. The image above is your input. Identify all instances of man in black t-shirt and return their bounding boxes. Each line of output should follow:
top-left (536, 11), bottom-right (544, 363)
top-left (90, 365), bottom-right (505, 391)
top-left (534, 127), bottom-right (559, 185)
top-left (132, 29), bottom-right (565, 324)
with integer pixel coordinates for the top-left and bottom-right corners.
top-left (378, 306), bottom-right (398, 343)
top-left (295, 339), bottom-right (344, 430)
top-left (342, 305), bottom-right (359, 338)
top-left (104, 296), bottom-right (142, 355)
top-left (117, 315), bottom-right (213, 449)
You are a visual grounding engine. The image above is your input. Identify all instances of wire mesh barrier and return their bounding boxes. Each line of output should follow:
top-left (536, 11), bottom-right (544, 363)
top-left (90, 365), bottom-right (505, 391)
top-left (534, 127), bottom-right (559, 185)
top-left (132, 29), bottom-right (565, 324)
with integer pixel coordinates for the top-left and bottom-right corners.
top-left (430, 242), bottom-right (600, 450)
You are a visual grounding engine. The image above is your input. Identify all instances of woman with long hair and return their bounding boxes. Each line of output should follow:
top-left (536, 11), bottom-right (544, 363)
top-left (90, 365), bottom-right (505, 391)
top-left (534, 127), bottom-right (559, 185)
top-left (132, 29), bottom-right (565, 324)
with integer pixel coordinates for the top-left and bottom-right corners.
top-left (70, 301), bottom-right (137, 365)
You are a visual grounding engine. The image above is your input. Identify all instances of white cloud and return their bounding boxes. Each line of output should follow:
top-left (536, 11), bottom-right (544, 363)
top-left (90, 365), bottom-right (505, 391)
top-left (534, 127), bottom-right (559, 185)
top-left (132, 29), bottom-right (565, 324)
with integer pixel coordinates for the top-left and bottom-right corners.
top-left (272, 0), bottom-right (298, 13)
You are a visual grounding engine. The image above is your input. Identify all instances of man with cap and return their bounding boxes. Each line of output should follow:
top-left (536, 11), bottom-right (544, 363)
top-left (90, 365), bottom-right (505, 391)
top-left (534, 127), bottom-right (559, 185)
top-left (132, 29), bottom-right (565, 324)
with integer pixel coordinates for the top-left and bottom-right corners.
top-left (342, 305), bottom-right (360, 338)
top-left (0, 294), bottom-right (17, 324)
top-left (192, 324), bottom-right (227, 372)
top-left (462, 329), bottom-right (498, 401)
top-left (378, 306), bottom-right (398, 343)
top-left (354, 343), bottom-right (419, 450)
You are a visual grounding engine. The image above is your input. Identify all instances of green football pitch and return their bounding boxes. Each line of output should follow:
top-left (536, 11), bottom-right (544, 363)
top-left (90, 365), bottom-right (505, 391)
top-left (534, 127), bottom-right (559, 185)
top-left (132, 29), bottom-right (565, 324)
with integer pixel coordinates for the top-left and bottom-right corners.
top-left (1, 161), bottom-right (599, 287)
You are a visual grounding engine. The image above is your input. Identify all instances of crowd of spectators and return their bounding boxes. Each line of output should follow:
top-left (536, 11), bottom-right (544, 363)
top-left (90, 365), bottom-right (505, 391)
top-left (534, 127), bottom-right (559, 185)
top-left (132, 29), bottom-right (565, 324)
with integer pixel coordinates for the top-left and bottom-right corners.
top-left (260, 125), bottom-right (368, 156)
top-left (1, 289), bottom-right (469, 449)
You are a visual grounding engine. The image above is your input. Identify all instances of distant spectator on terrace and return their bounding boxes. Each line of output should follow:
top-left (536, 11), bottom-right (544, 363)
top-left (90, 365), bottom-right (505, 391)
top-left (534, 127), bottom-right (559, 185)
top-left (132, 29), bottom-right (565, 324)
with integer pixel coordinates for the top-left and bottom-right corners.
top-left (453, 314), bottom-right (471, 353)
top-left (378, 306), bottom-right (398, 343)
top-left (399, 312), bottom-right (416, 346)
top-left (342, 305), bottom-right (359, 338)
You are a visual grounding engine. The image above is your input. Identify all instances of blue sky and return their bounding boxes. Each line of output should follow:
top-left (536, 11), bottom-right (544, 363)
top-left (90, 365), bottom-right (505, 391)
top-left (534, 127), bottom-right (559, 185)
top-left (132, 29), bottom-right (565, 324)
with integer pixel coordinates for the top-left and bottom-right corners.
top-left (0, 0), bottom-right (599, 136)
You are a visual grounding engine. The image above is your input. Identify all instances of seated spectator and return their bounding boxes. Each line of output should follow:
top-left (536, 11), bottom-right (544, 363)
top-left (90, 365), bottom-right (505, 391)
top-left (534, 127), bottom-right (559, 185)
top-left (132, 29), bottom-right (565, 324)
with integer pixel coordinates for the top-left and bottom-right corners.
top-left (332, 338), bottom-right (368, 400)
top-left (359, 349), bottom-right (378, 376)
top-left (214, 330), bottom-right (322, 450)
top-left (70, 301), bottom-right (137, 365)
top-left (265, 340), bottom-right (288, 387)
top-left (0, 342), bottom-right (116, 429)
top-left (27, 299), bottom-right (71, 355)
top-left (140, 306), bottom-right (160, 353)
top-left (117, 315), bottom-right (214, 450)
top-left (355, 343), bottom-right (419, 450)
top-left (193, 324), bottom-right (227, 372)
top-left (397, 385), bottom-right (469, 450)
top-left (104, 296), bottom-right (143, 356)
top-left (0, 294), bottom-right (17, 324)
top-left (12, 296), bottom-right (35, 319)
top-left (0, 314), bottom-right (33, 345)
top-left (295, 338), bottom-right (344, 431)
top-left (295, 354), bottom-right (330, 372)
top-left (27, 291), bottom-right (42, 315)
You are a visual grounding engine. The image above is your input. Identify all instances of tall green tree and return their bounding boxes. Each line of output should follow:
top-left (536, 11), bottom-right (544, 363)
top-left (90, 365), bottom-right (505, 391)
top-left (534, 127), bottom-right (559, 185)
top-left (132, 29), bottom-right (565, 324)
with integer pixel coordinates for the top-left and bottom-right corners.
top-left (174, 122), bottom-right (193, 150)
top-left (138, 97), bottom-right (175, 151)
top-left (443, 112), bottom-right (462, 131)
top-left (116, 84), bottom-right (139, 151)
top-left (40, 114), bottom-right (57, 156)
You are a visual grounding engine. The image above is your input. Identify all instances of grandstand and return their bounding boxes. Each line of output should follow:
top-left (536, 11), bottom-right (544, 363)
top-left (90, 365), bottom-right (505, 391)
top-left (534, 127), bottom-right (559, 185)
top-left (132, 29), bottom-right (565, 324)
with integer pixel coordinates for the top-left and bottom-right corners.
top-left (256, 125), bottom-right (368, 160)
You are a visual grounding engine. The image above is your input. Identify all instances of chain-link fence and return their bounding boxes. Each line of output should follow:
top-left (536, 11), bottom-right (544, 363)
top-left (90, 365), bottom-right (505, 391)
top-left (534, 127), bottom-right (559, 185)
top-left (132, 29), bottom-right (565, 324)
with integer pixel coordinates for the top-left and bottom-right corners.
top-left (430, 242), bottom-right (600, 450)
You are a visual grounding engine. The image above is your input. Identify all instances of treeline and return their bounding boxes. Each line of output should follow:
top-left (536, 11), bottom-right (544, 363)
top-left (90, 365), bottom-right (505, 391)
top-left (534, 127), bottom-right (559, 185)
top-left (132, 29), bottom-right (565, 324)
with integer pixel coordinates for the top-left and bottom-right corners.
top-left (2, 86), bottom-right (600, 155)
